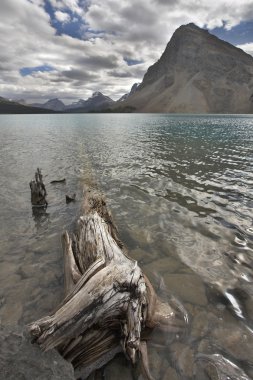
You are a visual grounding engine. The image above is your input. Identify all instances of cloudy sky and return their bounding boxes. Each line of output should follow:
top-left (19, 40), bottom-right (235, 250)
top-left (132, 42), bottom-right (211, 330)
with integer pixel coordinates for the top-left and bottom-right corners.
top-left (1, 0), bottom-right (253, 103)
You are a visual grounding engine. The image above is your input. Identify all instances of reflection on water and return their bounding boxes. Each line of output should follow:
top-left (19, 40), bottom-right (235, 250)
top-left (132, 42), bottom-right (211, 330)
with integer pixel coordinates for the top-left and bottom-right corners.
top-left (32, 206), bottom-right (50, 231)
top-left (0, 113), bottom-right (253, 379)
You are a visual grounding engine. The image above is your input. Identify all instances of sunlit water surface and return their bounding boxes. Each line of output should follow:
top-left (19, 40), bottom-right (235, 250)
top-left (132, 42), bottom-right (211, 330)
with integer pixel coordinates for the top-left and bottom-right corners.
top-left (0, 114), bottom-right (253, 379)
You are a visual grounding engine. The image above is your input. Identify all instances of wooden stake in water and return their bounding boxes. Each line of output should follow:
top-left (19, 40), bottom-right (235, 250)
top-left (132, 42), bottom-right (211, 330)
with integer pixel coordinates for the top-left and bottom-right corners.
top-left (29, 168), bottom-right (48, 207)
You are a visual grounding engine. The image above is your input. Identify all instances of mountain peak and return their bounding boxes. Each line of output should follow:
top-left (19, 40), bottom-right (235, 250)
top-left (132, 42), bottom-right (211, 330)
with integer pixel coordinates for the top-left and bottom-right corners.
top-left (118, 83), bottom-right (140, 102)
top-left (64, 92), bottom-right (114, 112)
top-left (44, 98), bottom-right (65, 111)
top-left (123, 24), bottom-right (253, 114)
top-left (48, 97), bottom-right (60, 101)
top-left (91, 91), bottom-right (103, 98)
top-left (30, 97), bottom-right (65, 111)
top-left (178, 22), bottom-right (204, 31)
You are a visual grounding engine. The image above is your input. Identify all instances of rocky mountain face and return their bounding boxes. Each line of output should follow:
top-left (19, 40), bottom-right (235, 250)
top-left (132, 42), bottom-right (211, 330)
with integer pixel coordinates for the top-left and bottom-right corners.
top-left (123, 23), bottom-right (253, 113)
top-left (118, 83), bottom-right (140, 102)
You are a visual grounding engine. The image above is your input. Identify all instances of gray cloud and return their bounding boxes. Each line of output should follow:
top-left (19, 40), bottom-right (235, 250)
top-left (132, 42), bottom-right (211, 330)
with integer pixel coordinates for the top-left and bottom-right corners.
top-left (152, 0), bottom-right (178, 5)
top-left (108, 70), bottom-right (134, 78)
top-left (49, 74), bottom-right (73, 83)
top-left (62, 68), bottom-right (97, 80)
top-left (77, 54), bottom-right (120, 69)
top-left (121, 4), bottom-right (156, 25)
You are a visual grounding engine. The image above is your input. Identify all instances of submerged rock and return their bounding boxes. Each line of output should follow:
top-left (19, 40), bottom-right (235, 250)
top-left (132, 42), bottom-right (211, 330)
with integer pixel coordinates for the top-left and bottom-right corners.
top-left (103, 354), bottom-right (132, 380)
top-left (212, 325), bottom-right (253, 362)
top-left (163, 274), bottom-right (207, 306)
top-left (148, 347), bottom-right (164, 378)
top-left (169, 342), bottom-right (195, 378)
top-left (0, 325), bottom-right (75, 380)
top-left (162, 366), bottom-right (180, 380)
top-left (196, 353), bottom-right (251, 380)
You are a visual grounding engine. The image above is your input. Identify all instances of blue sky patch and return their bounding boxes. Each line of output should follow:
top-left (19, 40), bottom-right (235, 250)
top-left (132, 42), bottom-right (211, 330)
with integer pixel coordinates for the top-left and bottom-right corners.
top-left (44, 0), bottom-right (86, 39)
top-left (20, 65), bottom-right (55, 77)
top-left (124, 58), bottom-right (143, 66)
top-left (211, 21), bottom-right (253, 45)
top-left (53, 15), bottom-right (84, 39)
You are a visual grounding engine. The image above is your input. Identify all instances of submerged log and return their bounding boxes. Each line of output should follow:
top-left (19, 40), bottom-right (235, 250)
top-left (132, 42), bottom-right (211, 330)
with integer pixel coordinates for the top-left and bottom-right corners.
top-left (29, 168), bottom-right (47, 207)
top-left (29, 188), bottom-right (186, 378)
top-left (50, 178), bottom-right (66, 184)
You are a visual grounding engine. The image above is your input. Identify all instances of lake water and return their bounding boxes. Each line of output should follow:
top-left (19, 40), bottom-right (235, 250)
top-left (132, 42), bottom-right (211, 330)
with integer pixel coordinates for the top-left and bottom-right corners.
top-left (0, 113), bottom-right (253, 379)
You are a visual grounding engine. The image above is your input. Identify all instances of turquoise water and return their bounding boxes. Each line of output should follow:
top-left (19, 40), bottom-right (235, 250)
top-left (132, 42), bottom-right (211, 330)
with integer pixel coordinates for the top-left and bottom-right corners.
top-left (0, 114), bottom-right (253, 379)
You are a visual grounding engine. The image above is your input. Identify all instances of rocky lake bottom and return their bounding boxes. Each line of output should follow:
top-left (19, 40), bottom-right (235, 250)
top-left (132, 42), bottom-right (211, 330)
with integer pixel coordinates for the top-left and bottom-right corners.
top-left (0, 113), bottom-right (252, 379)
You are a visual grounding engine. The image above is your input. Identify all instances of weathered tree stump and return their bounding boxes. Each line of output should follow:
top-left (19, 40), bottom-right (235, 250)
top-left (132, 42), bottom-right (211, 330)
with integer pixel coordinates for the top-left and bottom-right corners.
top-left (29, 188), bottom-right (186, 379)
top-left (29, 168), bottom-right (47, 207)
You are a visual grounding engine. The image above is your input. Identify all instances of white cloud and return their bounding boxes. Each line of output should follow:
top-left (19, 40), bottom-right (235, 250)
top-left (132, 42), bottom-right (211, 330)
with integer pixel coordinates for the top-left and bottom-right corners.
top-left (49, 0), bottom-right (85, 16)
top-left (0, 0), bottom-right (253, 102)
top-left (55, 10), bottom-right (71, 23)
top-left (237, 43), bottom-right (253, 56)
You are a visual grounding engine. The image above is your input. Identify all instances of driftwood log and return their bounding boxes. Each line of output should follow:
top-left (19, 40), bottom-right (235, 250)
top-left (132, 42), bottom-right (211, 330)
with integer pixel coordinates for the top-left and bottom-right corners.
top-left (29, 168), bottom-right (47, 207)
top-left (29, 188), bottom-right (187, 379)
top-left (50, 178), bottom-right (66, 184)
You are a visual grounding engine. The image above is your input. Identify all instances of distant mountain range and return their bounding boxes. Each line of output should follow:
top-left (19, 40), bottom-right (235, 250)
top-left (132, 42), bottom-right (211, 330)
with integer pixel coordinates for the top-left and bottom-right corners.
top-left (0, 92), bottom-right (117, 114)
top-left (1, 23), bottom-right (253, 114)
top-left (0, 96), bottom-right (55, 114)
top-left (30, 92), bottom-right (116, 112)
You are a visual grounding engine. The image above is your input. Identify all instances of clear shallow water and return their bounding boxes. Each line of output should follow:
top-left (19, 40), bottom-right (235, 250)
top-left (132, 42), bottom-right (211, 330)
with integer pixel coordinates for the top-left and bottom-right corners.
top-left (0, 113), bottom-right (253, 379)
